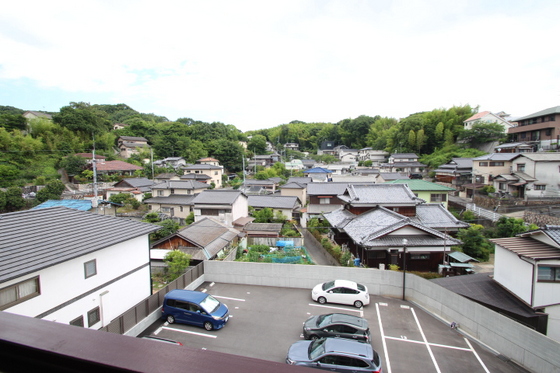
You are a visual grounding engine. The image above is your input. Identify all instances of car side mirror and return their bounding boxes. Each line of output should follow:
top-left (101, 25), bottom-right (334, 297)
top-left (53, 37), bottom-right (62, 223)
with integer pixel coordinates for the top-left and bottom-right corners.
top-left (328, 290), bottom-right (332, 294)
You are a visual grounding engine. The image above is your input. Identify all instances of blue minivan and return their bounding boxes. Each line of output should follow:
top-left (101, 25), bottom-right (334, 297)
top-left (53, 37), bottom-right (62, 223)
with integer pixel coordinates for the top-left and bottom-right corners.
top-left (161, 289), bottom-right (229, 331)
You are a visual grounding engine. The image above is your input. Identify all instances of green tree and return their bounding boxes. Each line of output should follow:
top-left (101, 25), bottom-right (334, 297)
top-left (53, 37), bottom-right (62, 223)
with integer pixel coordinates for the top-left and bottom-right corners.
top-left (5, 186), bottom-right (25, 212)
top-left (495, 217), bottom-right (530, 238)
top-left (36, 180), bottom-right (66, 202)
top-left (143, 212), bottom-right (161, 223)
top-left (456, 224), bottom-right (494, 261)
top-left (247, 134), bottom-right (268, 154)
top-left (253, 208), bottom-right (274, 223)
top-left (0, 113), bottom-right (27, 131)
top-left (53, 102), bottom-right (112, 135)
top-left (185, 212), bottom-right (195, 225)
top-left (458, 122), bottom-right (507, 147)
top-left (59, 155), bottom-right (87, 176)
top-left (164, 250), bottom-right (191, 281)
top-left (151, 219), bottom-right (180, 241)
top-left (0, 189), bottom-right (6, 212)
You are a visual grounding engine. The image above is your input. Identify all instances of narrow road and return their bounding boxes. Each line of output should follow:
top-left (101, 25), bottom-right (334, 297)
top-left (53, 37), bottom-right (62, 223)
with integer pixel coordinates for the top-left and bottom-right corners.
top-left (300, 227), bottom-right (340, 266)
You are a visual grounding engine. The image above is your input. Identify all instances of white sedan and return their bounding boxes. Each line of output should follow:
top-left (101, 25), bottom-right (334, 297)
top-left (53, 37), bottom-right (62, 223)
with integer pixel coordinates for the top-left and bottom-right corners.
top-left (311, 280), bottom-right (370, 308)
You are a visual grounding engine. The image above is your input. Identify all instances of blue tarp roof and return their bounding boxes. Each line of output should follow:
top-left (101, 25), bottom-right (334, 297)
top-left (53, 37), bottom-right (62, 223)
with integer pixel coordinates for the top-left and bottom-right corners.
top-left (33, 200), bottom-right (92, 211)
top-left (304, 167), bottom-right (333, 174)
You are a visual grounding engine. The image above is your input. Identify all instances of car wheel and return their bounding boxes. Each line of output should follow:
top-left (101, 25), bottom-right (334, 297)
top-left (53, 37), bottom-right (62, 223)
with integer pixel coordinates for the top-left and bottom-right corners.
top-left (204, 321), bottom-right (213, 331)
top-left (166, 315), bottom-right (175, 324)
top-left (318, 296), bottom-right (327, 304)
top-left (354, 300), bottom-right (363, 308)
top-left (310, 335), bottom-right (319, 341)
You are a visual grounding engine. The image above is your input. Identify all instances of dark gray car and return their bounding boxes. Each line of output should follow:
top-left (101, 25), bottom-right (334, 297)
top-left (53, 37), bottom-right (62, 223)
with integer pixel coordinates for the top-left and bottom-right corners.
top-left (303, 313), bottom-right (370, 342)
top-left (286, 337), bottom-right (382, 373)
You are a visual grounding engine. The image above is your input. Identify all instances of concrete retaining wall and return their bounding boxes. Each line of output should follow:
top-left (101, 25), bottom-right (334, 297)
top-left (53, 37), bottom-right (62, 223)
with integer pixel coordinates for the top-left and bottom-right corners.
top-left (204, 261), bottom-right (560, 373)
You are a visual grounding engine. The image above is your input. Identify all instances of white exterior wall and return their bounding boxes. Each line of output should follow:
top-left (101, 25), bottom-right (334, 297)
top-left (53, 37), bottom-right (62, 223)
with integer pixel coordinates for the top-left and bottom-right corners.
top-left (4, 235), bottom-right (151, 328)
top-left (231, 196), bottom-right (249, 225)
top-left (494, 245), bottom-right (534, 305)
top-left (533, 258), bottom-right (560, 307)
top-left (521, 159), bottom-right (560, 197)
top-left (472, 160), bottom-right (513, 184)
top-left (545, 305), bottom-right (560, 342)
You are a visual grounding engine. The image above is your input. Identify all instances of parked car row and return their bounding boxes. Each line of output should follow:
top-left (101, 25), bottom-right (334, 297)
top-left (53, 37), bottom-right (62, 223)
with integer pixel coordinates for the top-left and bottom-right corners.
top-left (285, 279), bottom-right (382, 372)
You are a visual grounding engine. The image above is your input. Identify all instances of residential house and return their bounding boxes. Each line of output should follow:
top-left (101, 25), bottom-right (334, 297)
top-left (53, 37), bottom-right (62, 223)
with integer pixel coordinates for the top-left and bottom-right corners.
top-left (151, 180), bottom-right (209, 197)
top-left (191, 190), bottom-right (249, 226)
top-left (375, 172), bottom-right (409, 183)
top-left (144, 180), bottom-right (210, 221)
top-left (285, 143), bottom-right (299, 151)
top-left (285, 159), bottom-right (305, 171)
top-left (493, 153), bottom-right (560, 198)
top-left (0, 207), bottom-right (159, 328)
top-left (247, 154), bottom-right (281, 170)
top-left (89, 160), bottom-right (144, 177)
top-left (385, 179), bottom-right (456, 208)
top-left (491, 225), bottom-right (560, 343)
top-left (303, 167), bottom-right (333, 182)
top-left (280, 181), bottom-right (307, 205)
top-left (181, 158), bottom-right (224, 188)
top-left (441, 251), bottom-right (479, 276)
top-left (247, 195), bottom-right (301, 221)
top-left (494, 142), bottom-right (534, 153)
top-left (243, 223), bottom-right (283, 238)
top-left (112, 177), bottom-right (154, 193)
top-left (357, 148), bottom-right (389, 164)
top-left (471, 153), bottom-right (520, 185)
top-left (508, 106), bottom-right (560, 151)
top-left (150, 217), bottom-right (241, 265)
top-left (153, 157), bottom-right (187, 169)
top-left (286, 176), bottom-right (313, 185)
top-left (305, 182), bottom-right (375, 222)
top-left (154, 173), bottom-right (180, 182)
top-left (22, 111), bottom-right (52, 121)
top-left (463, 110), bottom-right (513, 131)
top-left (301, 159), bottom-right (316, 169)
top-left (337, 147), bottom-right (359, 163)
top-left (75, 153), bottom-right (107, 164)
top-left (379, 153), bottom-right (426, 175)
top-left (317, 140), bottom-right (337, 156)
top-left (112, 123), bottom-right (127, 130)
top-left (433, 158), bottom-right (473, 191)
top-left (117, 136), bottom-right (150, 159)
top-left (323, 184), bottom-right (462, 271)
top-left (239, 179), bottom-right (279, 195)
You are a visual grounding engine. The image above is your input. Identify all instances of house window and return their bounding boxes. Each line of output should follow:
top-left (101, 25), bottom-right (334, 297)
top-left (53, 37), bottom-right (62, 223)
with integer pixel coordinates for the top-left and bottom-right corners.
top-left (180, 206), bottom-right (184, 212)
top-left (499, 183), bottom-right (506, 191)
top-left (535, 185), bottom-right (546, 191)
top-left (537, 266), bottom-right (560, 282)
top-left (0, 277), bottom-right (40, 310)
top-left (430, 194), bottom-right (447, 202)
top-left (70, 316), bottom-right (84, 327)
top-left (215, 171), bottom-right (218, 175)
top-left (517, 164), bottom-right (525, 172)
top-left (170, 189), bottom-right (175, 194)
top-left (521, 133), bottom-right (526, 139)
top-left (87, 307), bottom-right (101, 327)
top-left (410, 253), bottom-right (430, 260)
top-left (489, 162), bottom-right (504, 167)
top-left (201, 209), bottom-right (219, 216)
top-left (319, 198), bottom-right (331, 205)
top-left (479, 162), bottom-right (488, 167)
top-left (157, 190), bottom-right (164, 196)
top-left (367, 251), bottom-right (386, 259)
top-left (546, 129), bottom-right (552, 136)
top-left (84, 260), bottom-right (97, 279)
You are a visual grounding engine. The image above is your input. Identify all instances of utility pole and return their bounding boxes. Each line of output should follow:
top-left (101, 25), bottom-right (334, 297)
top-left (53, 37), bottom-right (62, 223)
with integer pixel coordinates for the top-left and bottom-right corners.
top-left (92, 134), bottom-right (98, 212)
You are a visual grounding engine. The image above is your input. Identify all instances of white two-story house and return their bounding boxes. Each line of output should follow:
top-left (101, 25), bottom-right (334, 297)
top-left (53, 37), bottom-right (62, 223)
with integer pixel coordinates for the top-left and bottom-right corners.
top-left (0, 207), bottom-right (160, 329)
top-left (191, 190), bottom-right (249, 227)
top-left (491, 226), bottom-right (560, 343)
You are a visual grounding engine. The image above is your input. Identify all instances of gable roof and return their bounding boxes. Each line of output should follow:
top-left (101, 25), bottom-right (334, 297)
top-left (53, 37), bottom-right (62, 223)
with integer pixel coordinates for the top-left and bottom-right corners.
top-left (33, 200), bottom-right (92, 211)
top-left (244, 223), bottom-right (283, 233)
top-left (515, 106), bottom-right (560, 122)
top-left (114, 178), bottom-right (154, 189)
top-left (307, 182), bottom-right (375, 196)
top-left (281, 182), bottom-right (306, 189)
top-left (248, 195), bottom-right (299, 209)
top-left (413, 204), bottom-right (469, 230)
top-left (473, 153), bottom-right (520, 161)
top-left (144, 195), bottom-right (197, 206)
top-left (490, 237), bottom-right (560, 260)
top-left (518, 153), bottom-right (560, 162)
top-left (338, 184), bottom-right (422, 206)
top-left (191, 190), bottom-right (244, 205)
top-left (182, 164), bottom-right (222, 170)
top-left (0, 207), bottom-right (160, 283)
top-left (390, 153), bottom-right (418, 159)
top-left (464, 111), bottom-right (491, 122)
top-left (304, 167), bottom-right (333, 174)
top-left (118, 136), bottom-right (148, 142)
top-left (385, 179), bottom-right (456, 192)
top-left (94, 160), bottom-right (144, 172)
top-left (151, 180), bottom-right (210, 190)
top-left (286, 177), bottom-right (312, 185)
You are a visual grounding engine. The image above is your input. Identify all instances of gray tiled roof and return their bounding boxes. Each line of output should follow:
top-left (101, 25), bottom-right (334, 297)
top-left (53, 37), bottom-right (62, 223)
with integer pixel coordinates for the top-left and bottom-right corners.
top-left (515, 106), bottom-right (560, 122)
top-left (173, 218), bottom-right (240, 259)
top-left (248, 195), bottom-right (299, 209)
top-left (518, 153), bottom-right (560, 162)
top-left (307, 182), bottom-right (375, 196)
top-left (473, 153), bottom-right (520, 161)
top-left (413, 204), bottom-right (469, 230)
top-left (287, 177), bottom-right (312, 185)
top-left (152, 180), bottom-right (210, 190)
top-left (338, 184), bottom-right (421, 205)
top-left (0, 207), bottom-right (160, 283)
top-left (281, 182), bottom-right (305, 189)
top-left (144, 195), bottom-right (196, 205)
top-left (114, 178), bottom-right (154, 189)
top-left (244, 223), bottom-right (283, 232)
top-left (191, 190), bottom-right (244, 205)
top-left (182, 164), bottom-right (222, 170)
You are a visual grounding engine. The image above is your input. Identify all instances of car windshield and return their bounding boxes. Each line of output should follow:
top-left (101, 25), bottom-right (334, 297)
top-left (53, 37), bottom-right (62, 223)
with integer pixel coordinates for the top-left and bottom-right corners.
top-left (357, 283), bottom-right (366, 291)
top-left (316, 314), bottom-right (333, 327)
top-left (309, 339), bottom-right (327, 360)
top-left (322, 281), bottom-right (335, 291)
top-left (199, 294), bottom-right (220, 313)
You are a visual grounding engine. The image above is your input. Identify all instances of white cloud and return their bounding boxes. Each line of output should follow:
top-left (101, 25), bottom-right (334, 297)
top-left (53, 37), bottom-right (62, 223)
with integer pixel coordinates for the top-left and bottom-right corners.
top-left (1, 0), bottom-right (559, 131)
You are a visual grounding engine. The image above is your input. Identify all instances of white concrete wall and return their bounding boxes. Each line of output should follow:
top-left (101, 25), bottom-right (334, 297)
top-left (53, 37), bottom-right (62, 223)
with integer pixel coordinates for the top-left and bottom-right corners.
top-left (202, 261), bottom-right (560, 373)
top-left (493, 245), bottom-right (534, 305)
top-left (5, 235), bottom-right (152, 328)
top-left (546, 305), bottom-right (560, 343)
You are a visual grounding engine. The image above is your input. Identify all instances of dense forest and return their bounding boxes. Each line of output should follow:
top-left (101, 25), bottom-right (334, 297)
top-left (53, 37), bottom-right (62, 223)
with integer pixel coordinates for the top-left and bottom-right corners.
top-left (0, 101), bottom-right (506, 189)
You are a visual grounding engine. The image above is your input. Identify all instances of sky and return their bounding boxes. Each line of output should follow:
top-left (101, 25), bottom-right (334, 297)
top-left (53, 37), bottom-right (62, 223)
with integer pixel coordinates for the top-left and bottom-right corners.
top-left (1, 1), bottom-right (559, 133)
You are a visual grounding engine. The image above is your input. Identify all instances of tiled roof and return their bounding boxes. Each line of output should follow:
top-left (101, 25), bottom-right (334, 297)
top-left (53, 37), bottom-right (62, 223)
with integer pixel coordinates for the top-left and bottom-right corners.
top-left (518, 153), bottom-right (560, 162)
top-left (473, 153), bottom-right (520, 161)
top-left (192, 190), bottom-right (244, 205)
top-left (243, 180), bottom-right (274, 186)
top-left (144, 195), bottom-right (196, 205)
top-left (304, 167), bottom-right (333, 174)
top-left (286, 177), bottom-right (312, 184)
top-left (490, 237), bottom-right (560, 260)
top-left (378, 172), bottom-right (409, 180)
top-left (172, 218), bottom-right (239, 258)
top-left (390, 153), bottom-right (419, 159)
top-left (248, 195), bottom-right (299, 209)
top-left (152, 180), bottom-right (209, 190)
top-left (0, 207), bottom-right (160, 283)
top-left (385, 179), bottom-right (456, 191)
top-left (338, 184), bottom-right (421, 205)
top-left (95, 160), bottom-right (143, 172)
top-left (182, 164), bottom-right (222, 170)
top-left (464, 111), bottom-right (490, 122)
top-left (281, 182), bottom-right (305, 189)
top-left (244, 223), bottom-right (283, 232)
top-left (448, 251), bottom-right (479, 263)
top-left (413, 204), bottom-right (469, 230)
top-left (515, 106), bottom-right (560, 122)
top-left (119, 136), bottom-right (148, 142)
top-left (114, 178), bottom-right (154, 188)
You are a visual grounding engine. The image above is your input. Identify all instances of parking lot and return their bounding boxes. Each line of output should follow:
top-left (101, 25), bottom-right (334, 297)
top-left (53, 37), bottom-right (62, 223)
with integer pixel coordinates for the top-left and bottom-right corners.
top-left (140, 282), bottom-right (530, 373)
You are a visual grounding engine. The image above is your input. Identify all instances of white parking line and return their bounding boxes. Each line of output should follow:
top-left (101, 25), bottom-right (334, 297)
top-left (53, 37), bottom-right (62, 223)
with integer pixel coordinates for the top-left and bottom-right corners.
top-left (411, 307), bottom-right (441, 373)
top-left (376, 303), bottom-right (392, 373)
top-left (162, 326), bottom-right (217, 339)
top-left (384, 336), bottom-right (471, 352)
top-left (464, 338), bottom-right (491, 373)
top-left (308, 303), bottom-right (362, 313)
top-left (213, 295), bottom-right (245, 302)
